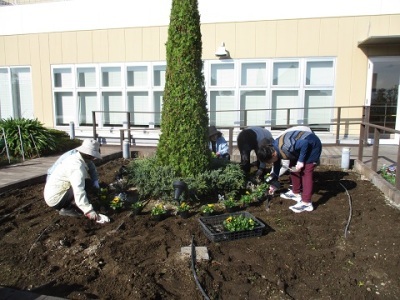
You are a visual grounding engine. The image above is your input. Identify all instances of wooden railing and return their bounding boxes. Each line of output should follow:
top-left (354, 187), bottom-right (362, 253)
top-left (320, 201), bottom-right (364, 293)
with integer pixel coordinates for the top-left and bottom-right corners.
top-left (358, 122), bottom-right (400, 189)
top-left (89, 110), bottom-right (400, 188)
top-left (91, 105), bottom-right (367, 147)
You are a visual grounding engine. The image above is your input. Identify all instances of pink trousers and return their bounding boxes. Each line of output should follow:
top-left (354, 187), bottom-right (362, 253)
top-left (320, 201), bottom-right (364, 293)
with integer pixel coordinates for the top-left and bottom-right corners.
top-left (290, 163), bottom-right (316, 203)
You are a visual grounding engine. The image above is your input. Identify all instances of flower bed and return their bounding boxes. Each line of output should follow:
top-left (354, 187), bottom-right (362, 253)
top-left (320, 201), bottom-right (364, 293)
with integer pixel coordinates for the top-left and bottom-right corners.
top-left (198, 211), bottom-right (265, 242)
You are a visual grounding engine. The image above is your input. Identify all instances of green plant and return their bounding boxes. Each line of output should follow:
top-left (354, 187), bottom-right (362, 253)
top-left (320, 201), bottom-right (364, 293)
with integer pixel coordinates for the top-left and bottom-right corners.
top-left (379, 164), bottom-right (396, 185)
top-left (223, 197), bottom-right (237, 209)
top-left (201, 204), bottom-right (215, 214)
top-left (126, 157), bottom-right (246, 201)
top-left (252, 183), bottom-right (269, 199)
top-left (151, 204), bottom-right (167, 216)
top-left (127, 157), bottom-right (179, 200)
top-left (98, 187), bottom-right (109, 205)
top-left (131, 201), bottom-right (144, 211)
top-left (177, 202), bottom-right (190, 212)
top-left (223, 215), bottom-right (256, 232)
top-left (110, 195), bottom-right (124, 210)
top-left (0, 117), bottom-right (56, 158)
top-left (44, 129), bottom-right (81, 155)
top-left (240, 191), bottom-right (253, 206)
top-left (156, 0), bottom-right (210, 178)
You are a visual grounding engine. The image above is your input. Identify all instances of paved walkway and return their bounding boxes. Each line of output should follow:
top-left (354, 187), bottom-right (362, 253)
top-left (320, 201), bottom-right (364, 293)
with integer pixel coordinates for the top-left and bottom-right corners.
top-left (0, 145), bottom-right (123, 194)
top-left (0, 144), bottom-right (398, 195)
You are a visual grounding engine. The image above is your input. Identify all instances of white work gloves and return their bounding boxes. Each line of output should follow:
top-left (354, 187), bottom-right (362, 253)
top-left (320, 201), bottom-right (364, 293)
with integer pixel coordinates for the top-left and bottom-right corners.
top-left (295, 162), bottom-right (304, 171)
top-left (86, 210), bottom-right (98, 220)
top-left (96, 214), bottom-right (110, 224)
top-left (86, 210), bottom-right (110, 224)
top-left (279, 160), bottom-right (290, 176)
top-left (93, 180), bottom-right (100, 189)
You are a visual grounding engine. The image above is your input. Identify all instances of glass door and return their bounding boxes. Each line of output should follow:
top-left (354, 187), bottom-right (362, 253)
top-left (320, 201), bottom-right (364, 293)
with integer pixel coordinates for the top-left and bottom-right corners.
top-left (368, 57), bottom-right (400, 144)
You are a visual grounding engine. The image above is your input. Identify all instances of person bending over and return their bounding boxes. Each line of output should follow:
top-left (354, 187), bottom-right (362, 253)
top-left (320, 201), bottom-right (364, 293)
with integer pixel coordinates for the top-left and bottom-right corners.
top-left (257, 130), bottom-right (322, 213)
top-left (44, 139), bottom-right (109, 222)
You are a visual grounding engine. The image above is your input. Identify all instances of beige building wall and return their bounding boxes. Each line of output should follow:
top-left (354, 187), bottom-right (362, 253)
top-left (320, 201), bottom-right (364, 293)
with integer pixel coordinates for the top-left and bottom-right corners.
top-left (0, 14), bottom-right (399, 128)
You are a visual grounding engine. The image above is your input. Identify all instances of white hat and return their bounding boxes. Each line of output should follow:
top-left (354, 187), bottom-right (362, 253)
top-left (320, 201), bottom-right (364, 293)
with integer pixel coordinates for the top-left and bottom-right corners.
top-left (76, 139), bottom-right (102, 159)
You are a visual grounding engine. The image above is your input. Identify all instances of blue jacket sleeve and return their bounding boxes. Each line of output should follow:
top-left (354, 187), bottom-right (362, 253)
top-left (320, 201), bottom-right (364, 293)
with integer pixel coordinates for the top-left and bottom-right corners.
top-left (294, 139), bottom-right (311, 163)
top-left (216, 137), bottom-right (229, 156)
top-left (87, 161), bottom-right (99, 183)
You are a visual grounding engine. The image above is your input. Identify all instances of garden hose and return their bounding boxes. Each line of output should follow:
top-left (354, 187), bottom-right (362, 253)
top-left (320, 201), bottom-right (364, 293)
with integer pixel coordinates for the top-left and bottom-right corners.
top-left (190, 235), bottom-right (210, 300)
top-left (339, 182), bottom-right (353, 238)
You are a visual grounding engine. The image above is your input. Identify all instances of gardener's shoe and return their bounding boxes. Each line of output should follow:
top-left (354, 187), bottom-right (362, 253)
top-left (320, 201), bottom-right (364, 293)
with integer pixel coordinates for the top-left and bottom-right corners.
top-left (289, 201), bottom-right (314, 213)
top-left (280, 190), bottom-right (302, 202)
top-left (59, 207), bottom-right (81, 217)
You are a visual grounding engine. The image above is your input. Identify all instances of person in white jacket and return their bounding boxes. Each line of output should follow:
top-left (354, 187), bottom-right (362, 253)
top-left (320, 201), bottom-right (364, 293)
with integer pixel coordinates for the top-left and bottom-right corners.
top-left (44, 139), bottom-right (108, 222)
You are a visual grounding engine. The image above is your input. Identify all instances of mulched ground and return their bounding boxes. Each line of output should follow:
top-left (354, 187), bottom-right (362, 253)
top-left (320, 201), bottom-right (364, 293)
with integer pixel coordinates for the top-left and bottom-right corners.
top-left (0, 158), bottom-right (399, 299)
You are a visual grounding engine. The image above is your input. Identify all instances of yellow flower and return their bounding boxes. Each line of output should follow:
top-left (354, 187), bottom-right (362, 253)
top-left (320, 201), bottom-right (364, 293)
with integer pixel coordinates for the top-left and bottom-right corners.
top-left (225, 216), bottom-right (232, 223)
top-left (208, 204), bottom-right (214, 208)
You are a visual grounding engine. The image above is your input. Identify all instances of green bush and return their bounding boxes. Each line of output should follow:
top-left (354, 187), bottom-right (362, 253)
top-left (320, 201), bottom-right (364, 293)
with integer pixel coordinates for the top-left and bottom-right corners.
top-left (43, 129), bottom-right (81, 155)
top-left (127, 157), bottom-right (179, 201)
top-left (156, 0), bottom-right (210, 177)
top-left (126, 157), bottom-right (246, 202)
top-left (0, 117), bottom-right (56, 158)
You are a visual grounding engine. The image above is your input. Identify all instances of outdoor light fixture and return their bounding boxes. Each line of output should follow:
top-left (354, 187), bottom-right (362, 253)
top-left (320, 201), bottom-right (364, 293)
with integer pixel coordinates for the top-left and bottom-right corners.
top-left (173, 180), bottom-right (187, 204)
top-left (215, 42), bottom-right (229, 58)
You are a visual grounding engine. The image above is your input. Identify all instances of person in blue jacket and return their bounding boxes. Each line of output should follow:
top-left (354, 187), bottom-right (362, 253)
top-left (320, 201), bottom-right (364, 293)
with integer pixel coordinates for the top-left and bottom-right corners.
top-left (209, 126), bottom-right (230, 160)
top-left (257, 130), bottom-right (322, 213)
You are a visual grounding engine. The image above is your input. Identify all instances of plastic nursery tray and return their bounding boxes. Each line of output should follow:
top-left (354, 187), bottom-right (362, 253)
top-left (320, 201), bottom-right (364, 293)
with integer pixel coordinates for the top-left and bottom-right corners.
top-left (198, 211), bottom-right (265, 242)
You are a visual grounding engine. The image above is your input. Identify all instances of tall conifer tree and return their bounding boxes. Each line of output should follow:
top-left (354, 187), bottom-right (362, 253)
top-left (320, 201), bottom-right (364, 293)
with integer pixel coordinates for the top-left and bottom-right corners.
top-left (157, 0), bottom-right (209, 177)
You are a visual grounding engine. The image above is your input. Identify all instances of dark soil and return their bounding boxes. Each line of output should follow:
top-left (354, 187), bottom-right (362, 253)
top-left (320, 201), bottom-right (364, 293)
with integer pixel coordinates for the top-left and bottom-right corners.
top-left (0, 158), bottom-right (400, 299)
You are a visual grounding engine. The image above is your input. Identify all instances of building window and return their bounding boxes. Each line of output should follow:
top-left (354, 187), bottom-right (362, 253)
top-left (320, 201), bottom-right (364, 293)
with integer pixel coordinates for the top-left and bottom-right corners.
top-left (101, 67), bottom-right (121, 88)
top-left (211, 63), bottom-right (235, 87)
top-left (127, 66), bottom-right (148, 87)
top-left (306, 61), bottom-right (334, 86)
top-left (240, 90), bottom-right (267, 126)
top-left (209, 90), bottom-right (236, 125)
top-left (52, 63), bottom-right (166, 128)
top-left (273, 62), bottom-right (299, 86)
top-left (241, 62), bottom-right (267, 87)
top-left (51, 58), bottom-right (335, 131)
top-left (77, 67), bottom-right (96, 88)
top-left (54, 68), bottom-right (72, 88)
top-left (271, 90), bottom-right (300, 126)
top-left (207, 58), bottom-right (335, 129)
top-left (78, 92), bottom-right (97, 125)
top-left (127, 91), bottom-right (149, 125)
top-left (153, 65), bottom-right (166, 87)
top-left (0, 67), bottom-right (33, 119)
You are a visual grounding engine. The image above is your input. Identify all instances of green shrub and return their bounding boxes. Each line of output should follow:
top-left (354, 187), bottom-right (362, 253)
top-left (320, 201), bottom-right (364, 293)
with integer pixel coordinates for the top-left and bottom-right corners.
top-left (126, 157), bottom-right (246, 202)
top-left (156, 0), bottom-right (209, 177)
top-left (0, 117), bottom-right (56, 158)
top-left (127, 157), bottom-right (179, 200)
top-left (43, 129), bottom-right (81, 155)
